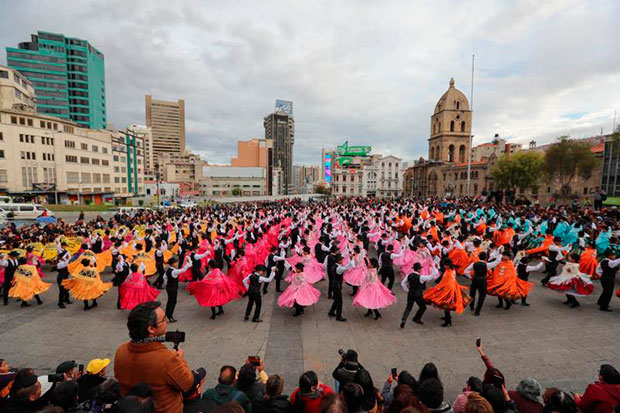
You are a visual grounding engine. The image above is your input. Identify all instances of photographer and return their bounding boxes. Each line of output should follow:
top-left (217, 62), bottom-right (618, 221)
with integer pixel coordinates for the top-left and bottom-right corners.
top-left (332, 350), bottom-right (362, 392)
top-left (7, 368), bottom-right (47, 412)
top-left (76, 358), bottom-right (109, 403)
top-left (114, 300), bottom-right (195, 413)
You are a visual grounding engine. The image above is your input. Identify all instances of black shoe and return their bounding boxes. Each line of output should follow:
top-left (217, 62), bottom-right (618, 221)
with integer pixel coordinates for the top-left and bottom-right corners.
top-left (210, 314), bottom-right (216, 320)
top-left (364, 310), bottom-right (372, 317)
top-left (21, 301), bottom-right (31, 308)
top-left (293, 311), bottom-right (302, 317)
top-left (244, 316), bottom-right (249, 321)
top-left (599, 307), bottom-right (613, 312)
top-left (84, 305), bottom-right (92, 311)
top-left (441, 320), bottom-right (452, 327)
top-left (495, 303), bottom-right (503, 308)
top-left (474, 312), bottom-right (480, 316)
top-left (505, 302), bottom-right (512, 310)
top-left (374, 313), bottom-right (381, 320)
top-left (413, 319), bottom-right (424, 325)
top-left (563, 300), bottom-right (571, 305)
top-left (570, 301), bottom-right (580, 308)
top-left (469, 303), bottom-right (474, 311)
top-left (3, 302), bottom-right (8, 306)
top-left (400, 321), bottom-right (406, 329)
top-left (336, 317), bottom-right (347, 322)
top-left (168, 317), bottom-right (177, 323)
top-left (92, 301), bottom-right (98, 308)
top-left (521, 302), bottom-right (530, 306)
top-left (65, 300), bottom-right (73, 304)
top-left (217, 309), bottom-right (223, 315)
top-left (440, 315), bottom-right (447, 320)
top-left (58, 303), bottom-right (66, 309)
top-left (328, 312), bottom-right (335, 318)
top-left (252, 319), bottom-right (263, 323)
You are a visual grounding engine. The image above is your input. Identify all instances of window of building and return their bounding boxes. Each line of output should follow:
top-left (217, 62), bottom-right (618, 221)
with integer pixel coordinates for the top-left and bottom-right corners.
top-left (81, 143), bottom-right (88, 150)
top-left (0, 132), bottom-right (3, 141)
top-left (92, 158), bottom-right (100, 165)
top-left (11, 116), bottom-right (17, 124)
top-left (121, 177), bottom-right (127, 183)
top-left (63, 125), bottom-right (74, 133)
top-left (27, 119), bottom-right (33, 126)
top-left (80, 157), bottom-right (89, 164)
top-left (113, 155), bottom-right (119, 162)
top-left (0, 169), bottom-right (7, 182)
top-left (114, 177), bottom-right (120, 183)
top-left (65, 140), bottom-right (76, 148)
top-left (102, 147), bottom-right (108, 154)
top-left (81, 173), bottom-right (91, 183)
top-left (450, 121), bottom-right (455, 132)
top-left (547, 187), bottom-right (551, 193)
top-left (102, 160), bottom-right (109, 166)
top-left (67, 172), bottom-right (79, 184)
top-left (114, 166), bottom-right (119, 173)
top-left (0, 150), bottom-right (4, 159)
top-left (92, 145), bottom-right (98, 153)
top-left (583, 187), bottom-right (588, 195)
top-left (102, 174), bottom-right (110, 183)
top-left (66, 155), bottom-right (77, 163)
top-left (19, 117), bottom-right (25, 125)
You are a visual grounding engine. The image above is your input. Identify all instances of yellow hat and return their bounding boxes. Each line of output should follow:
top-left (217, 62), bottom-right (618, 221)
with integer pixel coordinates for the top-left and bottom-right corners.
top-left (86, 358), bottom-right (110, 375)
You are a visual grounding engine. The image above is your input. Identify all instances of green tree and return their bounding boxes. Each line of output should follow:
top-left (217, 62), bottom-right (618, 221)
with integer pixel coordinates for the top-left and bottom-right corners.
top-left (543, 136), bottom-right (599, 199)
top-left (491, 151), bottom-right (545, 192)
top-left (231, 188), bottom-right (242, 196)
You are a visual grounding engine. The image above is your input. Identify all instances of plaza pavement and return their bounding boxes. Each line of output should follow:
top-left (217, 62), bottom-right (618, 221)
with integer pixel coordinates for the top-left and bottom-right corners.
top-left (1, 265), bottom-right (619, 401)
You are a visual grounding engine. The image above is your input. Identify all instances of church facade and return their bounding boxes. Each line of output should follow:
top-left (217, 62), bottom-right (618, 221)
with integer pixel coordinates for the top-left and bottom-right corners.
top-left (404, 78), bottom-right (497, 198)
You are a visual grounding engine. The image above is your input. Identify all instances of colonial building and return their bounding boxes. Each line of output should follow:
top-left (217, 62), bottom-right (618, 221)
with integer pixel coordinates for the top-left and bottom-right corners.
top-left (406, 78), bottom-right (496, 198)
top-left (332, 154), bottom-right (403, 197)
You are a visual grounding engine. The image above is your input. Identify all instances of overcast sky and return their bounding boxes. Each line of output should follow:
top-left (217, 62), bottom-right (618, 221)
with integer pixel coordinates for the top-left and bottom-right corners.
top-left (1, 0), bottom-right (618, 165)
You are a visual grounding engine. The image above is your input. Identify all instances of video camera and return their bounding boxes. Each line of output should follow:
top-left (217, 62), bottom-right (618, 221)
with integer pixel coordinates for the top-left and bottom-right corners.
top-left (152, 330), bottom-right (186, 350)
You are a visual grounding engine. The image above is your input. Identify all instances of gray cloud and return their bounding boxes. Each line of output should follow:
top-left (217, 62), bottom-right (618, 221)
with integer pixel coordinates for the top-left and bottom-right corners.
top-left (1, 0), bottom-right (618, 165)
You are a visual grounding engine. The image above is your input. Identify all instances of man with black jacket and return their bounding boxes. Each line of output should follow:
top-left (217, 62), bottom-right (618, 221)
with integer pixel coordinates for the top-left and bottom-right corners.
top-left (400, 263), bottom-right (438, 327)
top-left (595, 249), bottom-right (620, 311)
top-left (464, 252), bottom-right (501, 316)
top-left (327, 255), bottom-right (354, 322)
top-left (164, 257), bottom-right (191, 323)
top-left (1, 251), bottom-right (20, 306)
top-left (332, 350), bottom-right (362, 392)
top-left (56, 244), bottom-right (72, 308)
top-left (243, 265), bottom-right (276, 323)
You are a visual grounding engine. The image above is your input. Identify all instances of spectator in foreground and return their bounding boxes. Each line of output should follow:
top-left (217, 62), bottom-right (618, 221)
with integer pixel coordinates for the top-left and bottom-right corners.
top-left (464, 392), bottom-right (492, 413)
top-left (91, 378), bottom-right (122, 413)
top-left (182, 368), bottom-right (209, 413)
top-left (481, 384), bottom-right (517, 413)
top-left (341, 382), bottom-right (364, 413)
top-left (508, 378), bottom-right (543, 413)
top-left (7, 368), bottom-right (46, 412)
top-left (114, 301), bottom-right (194, 413)
top-left (333, 350), bottom-right (362, 392)
top-left (542, 388), bottom-right (577, 413)
top-left (202, 365), bottom-right (251, 413)
top-left (574, 364), bottom-right (620, 413)
top-left (51, 380), bottom-right (83, 412)
top-left (353, 368), bottom-right (382, 413)
top-left (77, 357), bottom-right (109, 402)
top-left (118, 382), bottom-right (157, 413)
top-left (453, 377), bottom-right (483, 413)
top-left (382, 370), bottom-right (417, 410)
top-left (291, 371), bottom-right (335, 413)
top-left (417, 378), bottom-right (451, 412)
top-left (254, 375), bottom-right (291, 413)
top-left (236, 362), bottom-right (267, 405)
top-left (212, 401), bottom-right (247, 413)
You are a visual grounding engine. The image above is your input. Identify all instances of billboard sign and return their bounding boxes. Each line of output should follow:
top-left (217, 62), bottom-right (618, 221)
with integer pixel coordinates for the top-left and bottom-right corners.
top-left (336, 141), bottom-right (371, 157)
top-left (275, 99), bottom-right (293, 115)
top-left (324, 154), bottom-right (332, 182)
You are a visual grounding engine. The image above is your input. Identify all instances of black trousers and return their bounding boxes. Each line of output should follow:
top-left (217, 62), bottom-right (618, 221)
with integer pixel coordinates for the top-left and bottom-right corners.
top-left (380, 267), bottom-right (395, 290)
top-left (154, 265), bottom-right (165, 287)
top-left (401, 293), bottom-right (426, 321)
top-left (245, 293), bottom-right (262, 320)
top-left (470, 278), bottom-right (487, 314)
top-left (541, 262), bottom-right (557, 284)
top-left (165, 286), bottom-right (178, 319)
top-left (329, 286), bottom-right (343, 318)
top-left (275, 266), bottom-right (284, 292)
top-left (2, 276), bottom-right (13, 305)
top-left (57, 276), bottom-right (70, 305)
top-left (597, 275), bottom-right (615, 309)
top-left (327, 276), bottom-right (334, 299)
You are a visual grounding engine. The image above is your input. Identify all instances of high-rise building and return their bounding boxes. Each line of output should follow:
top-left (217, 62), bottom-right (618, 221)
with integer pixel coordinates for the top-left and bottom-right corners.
top-left (145, 95), bottom-right (185, 161)
top-left (0, 65), bottom-right (37, 111)
top-left (127, 124), bottom-right (154, 178)
top-left (6, 31), bottom-right (106, 129)
top-left (264, 102), bottom-right (294, 194)
top-left (231, 138), bottom-right (270, 168)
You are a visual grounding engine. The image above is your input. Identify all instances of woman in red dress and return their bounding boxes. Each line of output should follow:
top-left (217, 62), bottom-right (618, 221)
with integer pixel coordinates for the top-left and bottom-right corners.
top-left (187, 260), bottom-right (241, 319)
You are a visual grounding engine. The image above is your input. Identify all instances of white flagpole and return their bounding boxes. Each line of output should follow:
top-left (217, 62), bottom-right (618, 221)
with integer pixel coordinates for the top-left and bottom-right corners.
top-left (467, 54), bottom-right (475, 197)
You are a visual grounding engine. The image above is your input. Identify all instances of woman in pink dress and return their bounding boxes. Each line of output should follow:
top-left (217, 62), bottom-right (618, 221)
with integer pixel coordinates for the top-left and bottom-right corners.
top-left (278, 263), bottom-right (321, 316)
top-left (344, 246), bottom-right (367, 296)
top-left (394, 244), bottom-right (416, 279)
top-left (119, 263), bottom-right (161, 310)
top-left (353, 258), bottom-right (397, 320)
top-left (413, 243), bottom-right (436, 276)
top-left (187, 260), bottom-right (242, 319)
top-left (298, 247), bottom-right (325, 284)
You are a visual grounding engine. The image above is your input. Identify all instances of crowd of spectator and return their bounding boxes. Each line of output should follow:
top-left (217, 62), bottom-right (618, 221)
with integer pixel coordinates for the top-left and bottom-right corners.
top-left (2, 301), bottom-right (620, 413)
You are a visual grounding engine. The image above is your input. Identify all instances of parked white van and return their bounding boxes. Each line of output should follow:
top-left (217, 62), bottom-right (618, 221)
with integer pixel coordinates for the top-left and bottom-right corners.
top-left (0, 203), bottom-right (54, 219)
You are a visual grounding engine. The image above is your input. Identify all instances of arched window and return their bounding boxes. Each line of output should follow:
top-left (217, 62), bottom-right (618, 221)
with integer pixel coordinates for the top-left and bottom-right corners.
top-left (474, 184), bottom-right (478, 194)
top-left (456, 101), bottom-right (460, 110)
top-left (433, 124), bottom-right (436, 134)
top-left (448, 144), bottom-right (455, 162)
top-left (461, 121), bottom-right (466, 132)
top-left (450, 121), bottom-right (455, 132)
top-left (438, 122), bottom-right (441, 132)
top-left (430, 147), bottom-right (435, 160)
top-left (459, 145), bottom-right (466, 163)
top-left (436, 146), bottom-right (441, 161)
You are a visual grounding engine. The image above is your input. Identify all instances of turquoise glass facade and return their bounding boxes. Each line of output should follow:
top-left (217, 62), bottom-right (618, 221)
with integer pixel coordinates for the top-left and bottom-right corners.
top-left (6, 31), bottom-right (106, 129)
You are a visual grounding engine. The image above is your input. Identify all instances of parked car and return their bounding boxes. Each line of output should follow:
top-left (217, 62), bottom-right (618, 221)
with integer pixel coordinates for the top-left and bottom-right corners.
top-left (178, 201), bottom-right (197, 208)
top-left (0, 203), bottom-right (54, 220)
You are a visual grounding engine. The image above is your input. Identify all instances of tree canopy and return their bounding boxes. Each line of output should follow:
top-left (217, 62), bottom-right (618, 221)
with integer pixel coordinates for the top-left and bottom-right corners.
top-left (491, 151), bottom-right (545, 191)
top-left (543, 136), bottom-right (599, 197)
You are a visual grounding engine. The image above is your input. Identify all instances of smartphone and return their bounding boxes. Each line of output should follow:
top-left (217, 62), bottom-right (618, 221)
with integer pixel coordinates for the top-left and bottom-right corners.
top-left (475, 338), bottom-right (481, 347)
top-left (491, 374), bottom-right (505, 387)
top-left (78, 364), bottom-right (84, 373)
top-left (248, 356), bottom-right (260, 367)
top-left (391, 368), bottom-right (398, 377)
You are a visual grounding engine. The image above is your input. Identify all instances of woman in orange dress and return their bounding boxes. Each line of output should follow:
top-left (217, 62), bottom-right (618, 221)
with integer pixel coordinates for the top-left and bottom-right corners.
top-left (423, 260), bottom-right (472, 327)
top-left (9, 258), bottom-right (52, 307)
top-left (579, 243), bottom-right (598, 279)
top-left (63, 257), bottom-right (112, 310)
top-left (487, 251), bottom-right (533, 310)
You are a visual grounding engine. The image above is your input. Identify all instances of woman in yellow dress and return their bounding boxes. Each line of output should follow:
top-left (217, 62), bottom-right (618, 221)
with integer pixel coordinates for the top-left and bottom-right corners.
top-left (63, 257), bottom-right (112, 310)
top-left (9, 258), bottom-right (52, 307)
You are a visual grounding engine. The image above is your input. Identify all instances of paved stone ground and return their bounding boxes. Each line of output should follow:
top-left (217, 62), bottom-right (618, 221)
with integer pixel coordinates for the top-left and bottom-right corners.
top-left (1, 265), bottom-right (619, 400)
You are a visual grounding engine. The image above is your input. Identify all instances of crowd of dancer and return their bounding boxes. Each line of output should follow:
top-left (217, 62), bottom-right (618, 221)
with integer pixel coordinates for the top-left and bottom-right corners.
top-left (1, 197), bottom-right (620, 328)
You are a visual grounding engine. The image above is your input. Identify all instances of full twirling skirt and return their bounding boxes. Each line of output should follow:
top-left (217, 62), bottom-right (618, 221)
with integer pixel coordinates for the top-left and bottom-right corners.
top-left (119, 283), bottom-right (161, 310)
top-left (277, 282), bottom-right (321, 307)
top-left (353, 281), bottom-right (396, 309)
top-left (187, 277), bottom-right (241, 307)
